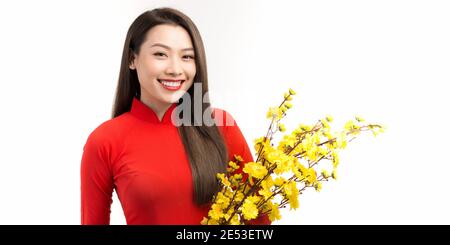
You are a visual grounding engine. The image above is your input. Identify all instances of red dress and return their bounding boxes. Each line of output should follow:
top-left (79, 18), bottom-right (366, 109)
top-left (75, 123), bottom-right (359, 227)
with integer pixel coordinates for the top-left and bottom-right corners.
top-left (81, 98), bottom-right (271, 225)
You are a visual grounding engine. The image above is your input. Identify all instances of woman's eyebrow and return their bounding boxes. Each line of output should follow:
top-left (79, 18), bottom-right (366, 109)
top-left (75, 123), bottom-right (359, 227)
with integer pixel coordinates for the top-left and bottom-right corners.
top-left (150, 43), bottom-right (194, 51)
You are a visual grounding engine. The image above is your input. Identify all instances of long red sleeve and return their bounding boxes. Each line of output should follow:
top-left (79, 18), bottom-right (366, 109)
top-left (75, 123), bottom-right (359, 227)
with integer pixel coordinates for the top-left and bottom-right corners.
top-left (80, 128), bottom-right (114, 224)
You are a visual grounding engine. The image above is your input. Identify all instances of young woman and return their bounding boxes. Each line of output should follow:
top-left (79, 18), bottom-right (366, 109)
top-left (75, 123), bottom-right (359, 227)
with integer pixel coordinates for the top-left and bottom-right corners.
top-left (80, 7), bottom-right (270, 225)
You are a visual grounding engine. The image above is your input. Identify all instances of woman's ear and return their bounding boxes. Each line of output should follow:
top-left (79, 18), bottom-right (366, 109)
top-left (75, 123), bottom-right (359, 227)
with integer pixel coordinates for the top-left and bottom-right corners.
top-left (129, 51), bottom-right (136, 70)
top-left (129, 61), bottom-right (136, 70)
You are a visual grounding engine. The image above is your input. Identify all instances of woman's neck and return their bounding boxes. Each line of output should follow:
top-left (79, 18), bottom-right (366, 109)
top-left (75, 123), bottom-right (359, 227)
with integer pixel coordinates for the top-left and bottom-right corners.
top-left (139, 96), bottom-right (172, 122)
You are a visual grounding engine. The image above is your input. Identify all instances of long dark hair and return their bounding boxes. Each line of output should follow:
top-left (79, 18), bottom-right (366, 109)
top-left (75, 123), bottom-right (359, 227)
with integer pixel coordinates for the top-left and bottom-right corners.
top-left (112, 8), bottom-right (228, 205)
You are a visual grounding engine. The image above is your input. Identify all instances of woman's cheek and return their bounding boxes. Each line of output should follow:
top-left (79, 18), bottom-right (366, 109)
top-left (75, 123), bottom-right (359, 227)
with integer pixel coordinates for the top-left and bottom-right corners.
top-left (185, 66), bottom-right (196, 80)
top-left (147, 59), bottom-right (166, 75)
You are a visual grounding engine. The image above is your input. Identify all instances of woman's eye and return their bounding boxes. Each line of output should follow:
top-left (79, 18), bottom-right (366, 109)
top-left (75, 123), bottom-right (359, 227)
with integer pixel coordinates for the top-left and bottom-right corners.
top-left (183, 55), bottom-right (195, 60)
top-left (153, 52), bottom-right (166, 57)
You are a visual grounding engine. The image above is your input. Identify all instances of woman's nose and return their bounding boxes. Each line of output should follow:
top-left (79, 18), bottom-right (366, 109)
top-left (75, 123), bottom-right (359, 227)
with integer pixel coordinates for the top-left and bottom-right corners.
top-left (166, 57), bottom-right (183, 76)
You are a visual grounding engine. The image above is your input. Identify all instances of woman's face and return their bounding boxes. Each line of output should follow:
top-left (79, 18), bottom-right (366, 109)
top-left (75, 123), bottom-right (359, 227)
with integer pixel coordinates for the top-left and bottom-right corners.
top-left (130, 24), bottom-right (196, 107)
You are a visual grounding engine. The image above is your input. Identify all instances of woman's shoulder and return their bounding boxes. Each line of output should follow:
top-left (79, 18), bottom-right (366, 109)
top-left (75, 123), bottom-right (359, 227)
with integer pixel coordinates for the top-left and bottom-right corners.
top-left (84, 113), bottom-right (134, 147)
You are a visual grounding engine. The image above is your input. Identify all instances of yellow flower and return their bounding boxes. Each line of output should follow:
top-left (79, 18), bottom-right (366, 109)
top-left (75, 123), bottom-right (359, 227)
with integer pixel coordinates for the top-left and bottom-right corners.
top-left (283, 182), bottom-right (299, 210)
top-left (312, 133), bottom-right (321, 144)
top-left (283, 181), bottom-right (294, 196)
top-left (234, 155), bottom-right (244, 162)
top-left (331, 169), bottom-right (338, 180)
top-left (331, 151), bottom-right (340, 167)
top-left (344, 120), bottom-right (359, 131)
top-left (259, 187), bottom-right (273, 200)
top-left (216, 192), bottom-right (231, 207)
top-left (290, 196), bottom-right (299, 210)
top-left (247, 195), bottom-right (262, 204)
top-left (264, 147), bottom-right (281, 164)
top-left (289, 88), bottom-right (296, 95)
top-left (234, 192), bottom-right (245, 202)
top-left (261, 176), bottom-right (274, 189)
top-left (228, 161), bottom-right (240, 170)
top-left (254, 137), bottom-right (271, 152)
top-left (284, 92), bottom-right (293, 101)
top-left (209, 219), bottom-right (219, 225)
top-left (336, 133), bottom-right (347, 149)
top-left (259, 178), bottom-right (275, 200)
top-left (292, 162), bottom-right (308, 180)
top-left (292, 167), bottom-right (303, 180)
top-left (269, 152), bottom-right (292, 174)
top-left (370, 125), bottom-right (385, 137)
top-left (372, 129), bottom-right (380, 137)
top-left (230, 173), bottom-right (243, 186)
top-left (284, 102), bottom-right (293, 109)
top-left (227, 213), bottom-right (240, 225)
top-left (201, 217), bottom-right (220, 225)
top-left (314, 182), bottom-right (322, 192)
top-left (355, 115), bottom-right (365, 122)
top-left (273, 177), bottom-right (285, 187)
top-left (200, 217), bottom-right (209, 225)
top-left (323, 129), bottom-right (333, 140)
top-left (243, 162), bottom-right (268, 179)
top-left (321, 169), bottom-right (330, 178)
top-left (241, 199), bottom-right (259, 220)
top-left (217, 173), bottom-right (231, 187)
top-left (208, 204), bottom-right (224, 220)
top-left (268, 202), bottom-right (282, 221)
top-left (317, 147), bottom-right (328, 157)
top-left (326, 115), bottom-right (333, 122)
top-left (299, 124), bottom-right (312, 131)
top-left (278, 123), bottom-right (286, 132)
top-left (306, 145), bottom-right (318, 161)
top-left (305, 168), bottom-right (317, 185)
top-left (266, 107), bottom-right (282, 120)
top-left (223, 187), bottom-right (235, 199)
top-left (321, 118), bottom-right (330, 129)
top-left (279, 134), bottom-right (296, 149)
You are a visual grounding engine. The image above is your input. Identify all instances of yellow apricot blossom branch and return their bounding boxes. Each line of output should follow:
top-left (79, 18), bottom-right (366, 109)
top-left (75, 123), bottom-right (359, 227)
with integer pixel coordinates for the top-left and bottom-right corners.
top-left (202, 88), bottom-right (384, 225)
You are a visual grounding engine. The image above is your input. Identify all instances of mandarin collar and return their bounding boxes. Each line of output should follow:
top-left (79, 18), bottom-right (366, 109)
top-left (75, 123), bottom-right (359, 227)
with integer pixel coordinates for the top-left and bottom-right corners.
top-left (130, 97), bottom-right (177, 125)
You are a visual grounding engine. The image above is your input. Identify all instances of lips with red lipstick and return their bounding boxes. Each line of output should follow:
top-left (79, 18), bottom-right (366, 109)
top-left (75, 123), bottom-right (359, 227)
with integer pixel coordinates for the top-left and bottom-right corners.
top-left (157, 79), bottom-right (185, 91)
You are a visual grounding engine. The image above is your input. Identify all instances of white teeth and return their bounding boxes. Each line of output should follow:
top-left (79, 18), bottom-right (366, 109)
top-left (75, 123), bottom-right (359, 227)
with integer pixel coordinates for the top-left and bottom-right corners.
top-left (160, 80), bottom-right (182, 87)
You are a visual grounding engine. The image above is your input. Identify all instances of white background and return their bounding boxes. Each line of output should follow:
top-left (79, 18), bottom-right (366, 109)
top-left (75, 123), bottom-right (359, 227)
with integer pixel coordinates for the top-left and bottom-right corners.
top-left (0, 0), bottom-right (449, 224)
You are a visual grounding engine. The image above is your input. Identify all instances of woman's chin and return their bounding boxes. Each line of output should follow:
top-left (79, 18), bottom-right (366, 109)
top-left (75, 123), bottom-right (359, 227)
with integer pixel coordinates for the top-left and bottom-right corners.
top-left (164, 90), bottom-right (187, 103)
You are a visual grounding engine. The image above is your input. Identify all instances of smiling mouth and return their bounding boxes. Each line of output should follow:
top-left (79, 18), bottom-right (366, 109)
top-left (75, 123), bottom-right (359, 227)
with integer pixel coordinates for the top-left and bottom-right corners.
top-left (157, 79), bottom-right (185, 91)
